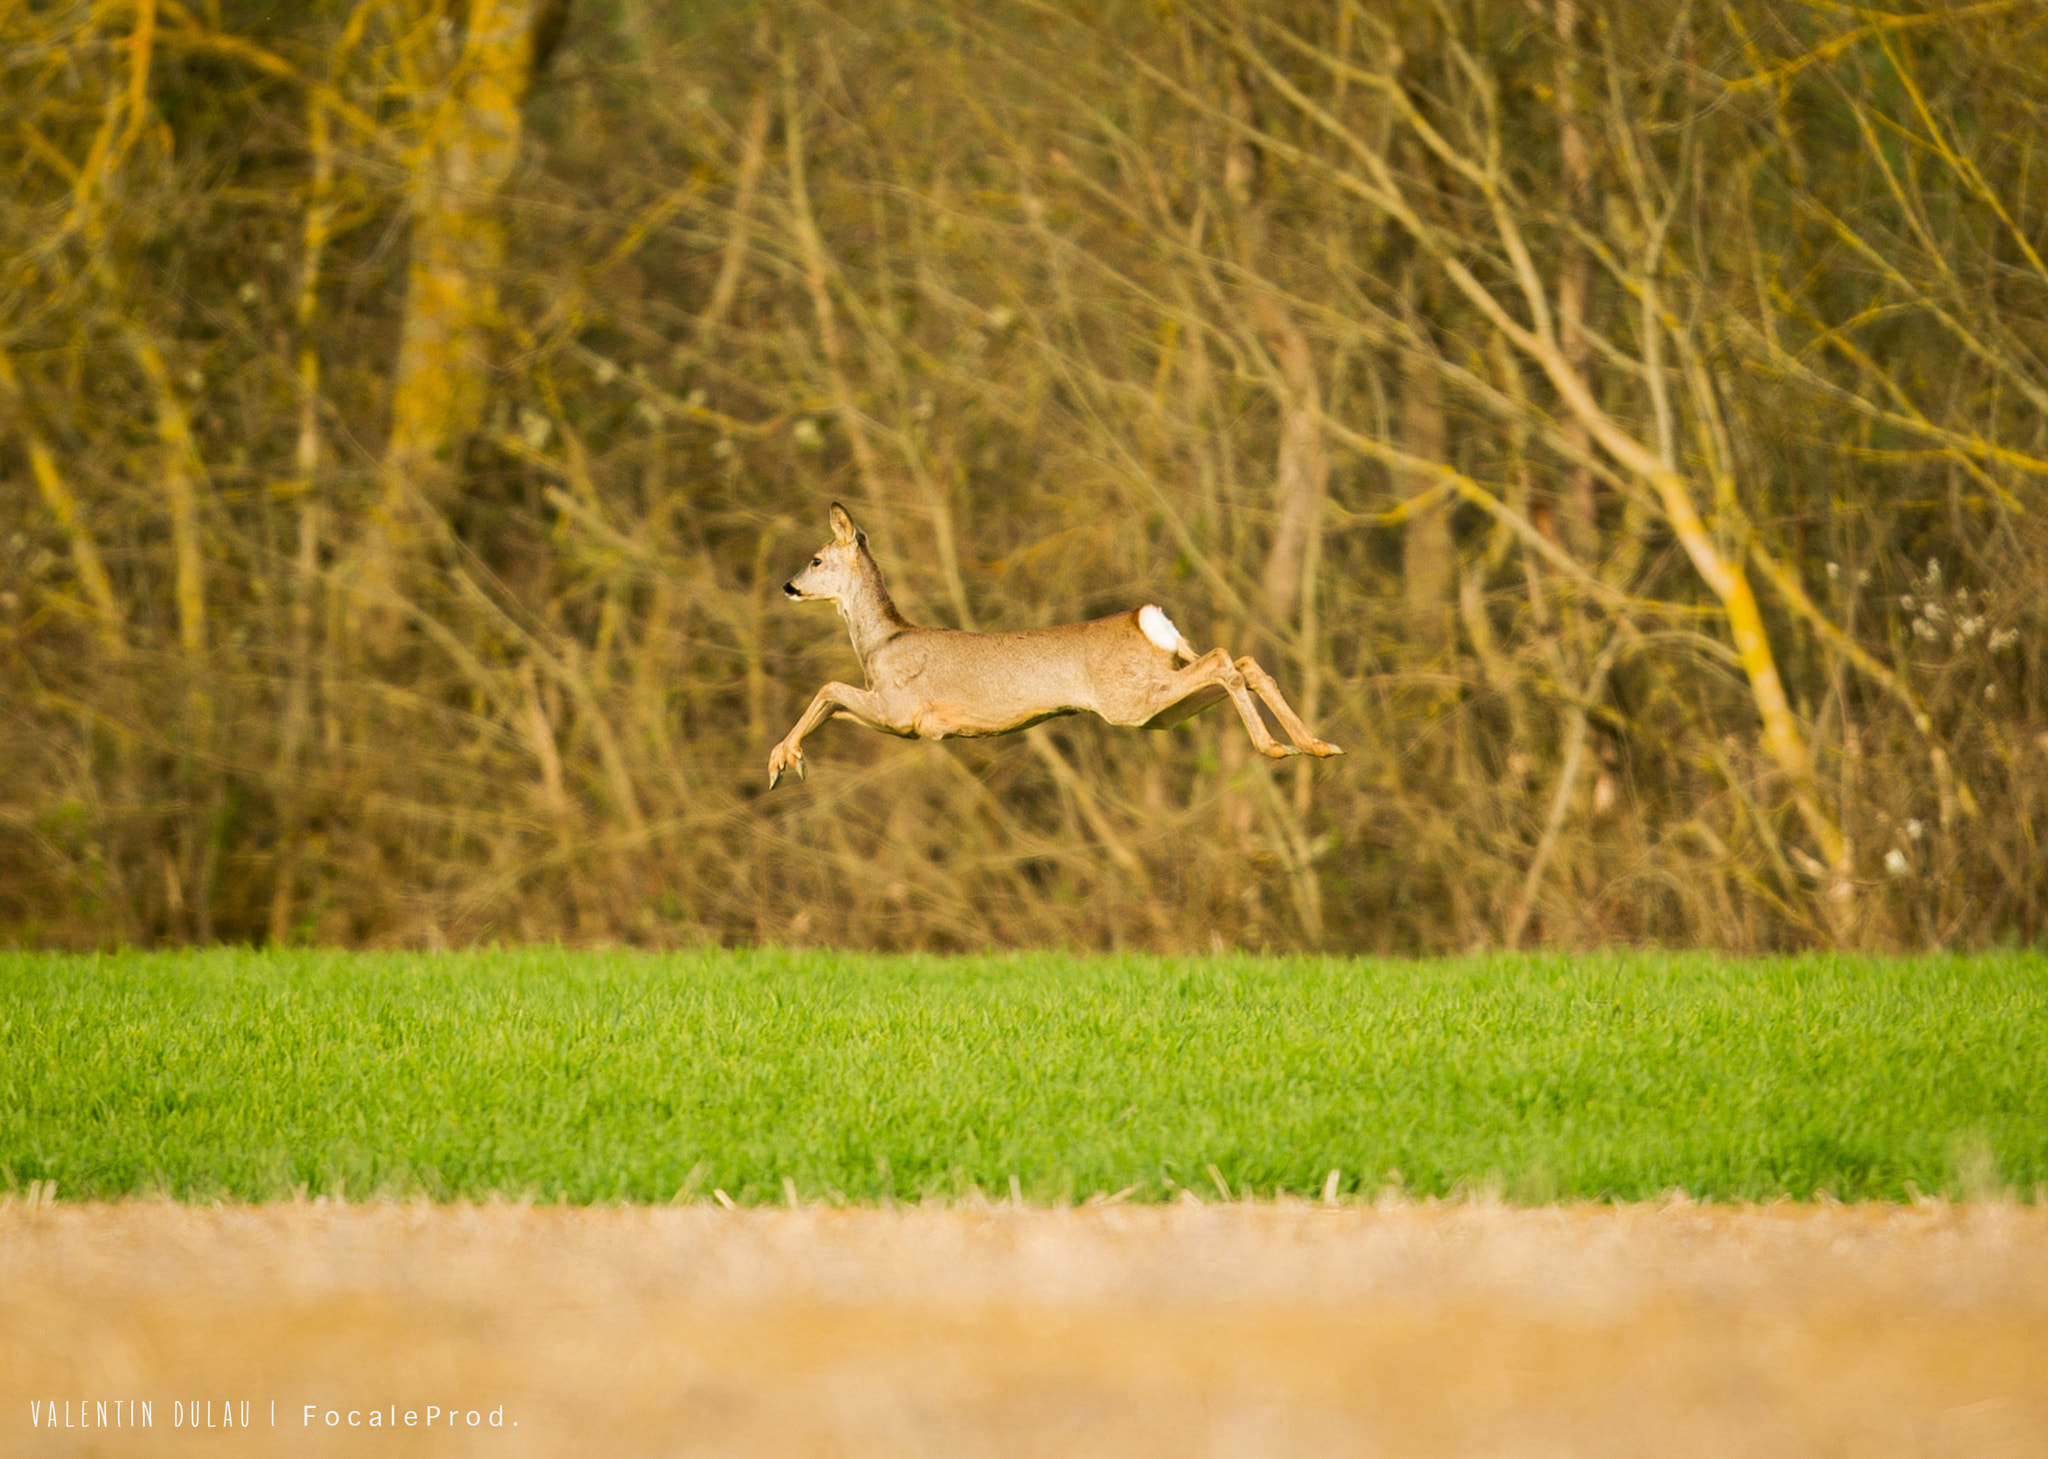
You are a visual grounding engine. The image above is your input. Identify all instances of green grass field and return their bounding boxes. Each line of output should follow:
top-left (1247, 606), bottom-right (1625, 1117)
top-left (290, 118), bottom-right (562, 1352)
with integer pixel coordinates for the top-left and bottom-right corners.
top-left (2, 948), bottom-right (2043, 1204)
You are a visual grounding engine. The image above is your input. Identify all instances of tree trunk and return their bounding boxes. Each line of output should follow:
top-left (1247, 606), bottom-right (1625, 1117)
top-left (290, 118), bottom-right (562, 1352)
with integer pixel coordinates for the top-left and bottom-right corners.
top-left (373, 0), bottom-right (555, 557)
top-left (1553, 0), bottom-right (1599, 564)
top-left (1400, 348), bottom-right (1455, 660)
top-left (1255, 295), bottom-right (1326, 642)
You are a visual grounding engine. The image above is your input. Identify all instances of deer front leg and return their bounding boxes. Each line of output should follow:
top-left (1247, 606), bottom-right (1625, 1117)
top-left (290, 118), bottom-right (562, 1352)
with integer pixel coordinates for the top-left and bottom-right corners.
top-left (1234, 657), bottom-right (1343, 757)
top-left (768, 682), bottom-right (893, 788)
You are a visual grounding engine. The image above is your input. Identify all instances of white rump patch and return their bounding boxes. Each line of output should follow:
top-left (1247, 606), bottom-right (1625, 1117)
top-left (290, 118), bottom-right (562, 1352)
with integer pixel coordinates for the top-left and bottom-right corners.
top-left (1138, 604), bottom-right (1192, 658)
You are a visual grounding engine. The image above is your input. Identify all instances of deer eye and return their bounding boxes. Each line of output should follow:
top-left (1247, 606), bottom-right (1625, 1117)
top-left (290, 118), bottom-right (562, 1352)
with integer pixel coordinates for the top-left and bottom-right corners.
top-left (810, 557), bottom-right (822, 567)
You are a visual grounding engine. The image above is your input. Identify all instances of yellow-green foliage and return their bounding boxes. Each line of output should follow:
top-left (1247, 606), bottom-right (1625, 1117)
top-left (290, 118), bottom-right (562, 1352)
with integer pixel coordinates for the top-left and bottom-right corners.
top-left (0, 2), bottom-right (2044, 950)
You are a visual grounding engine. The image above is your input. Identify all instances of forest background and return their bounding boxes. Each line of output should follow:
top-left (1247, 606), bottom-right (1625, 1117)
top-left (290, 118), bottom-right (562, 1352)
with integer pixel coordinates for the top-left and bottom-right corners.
top-left (1, 0), bottom-right (2044, 954)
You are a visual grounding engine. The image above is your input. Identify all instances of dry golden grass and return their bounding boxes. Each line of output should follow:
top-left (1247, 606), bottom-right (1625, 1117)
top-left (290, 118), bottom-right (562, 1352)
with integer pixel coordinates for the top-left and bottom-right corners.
top-left (5, 1199), bottom-right (2046, 1455)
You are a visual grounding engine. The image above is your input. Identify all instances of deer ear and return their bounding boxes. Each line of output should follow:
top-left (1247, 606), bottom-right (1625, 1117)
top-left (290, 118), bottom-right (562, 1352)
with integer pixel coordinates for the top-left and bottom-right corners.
top-left (829, 502), bottom-right (857, 543)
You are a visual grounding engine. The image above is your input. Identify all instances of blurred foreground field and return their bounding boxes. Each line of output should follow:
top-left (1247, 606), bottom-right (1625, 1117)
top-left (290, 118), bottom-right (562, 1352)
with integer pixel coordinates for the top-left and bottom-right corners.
top-left (4, 1199), bottom-right (2046, 1457)
top-left (5, 948), bottom-right (2046, 1204)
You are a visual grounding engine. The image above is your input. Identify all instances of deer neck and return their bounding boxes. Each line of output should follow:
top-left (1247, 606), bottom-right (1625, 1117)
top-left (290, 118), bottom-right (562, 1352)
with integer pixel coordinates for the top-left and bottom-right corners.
top-left (836, 556), bottom-right (911, 679)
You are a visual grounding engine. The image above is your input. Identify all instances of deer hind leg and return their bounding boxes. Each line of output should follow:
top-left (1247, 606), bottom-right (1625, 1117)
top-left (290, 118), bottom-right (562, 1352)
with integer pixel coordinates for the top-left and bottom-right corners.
top-left (769, 681), bottom-right (896, 787)
top-left (1233, 656), bottom-right (1343, 757)
top-left (1123, 648), bottom-right (1296, 759)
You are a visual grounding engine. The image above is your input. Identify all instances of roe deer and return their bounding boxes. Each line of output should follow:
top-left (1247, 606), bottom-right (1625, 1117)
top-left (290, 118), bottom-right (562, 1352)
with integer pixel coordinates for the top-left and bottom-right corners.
top-left (767, 503), bottom-right (1341, 787)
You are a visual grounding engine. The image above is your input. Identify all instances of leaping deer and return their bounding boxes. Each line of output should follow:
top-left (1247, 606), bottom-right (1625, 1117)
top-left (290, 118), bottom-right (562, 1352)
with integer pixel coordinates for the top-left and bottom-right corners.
top-left (767, 504), bottom-right (1341, 787)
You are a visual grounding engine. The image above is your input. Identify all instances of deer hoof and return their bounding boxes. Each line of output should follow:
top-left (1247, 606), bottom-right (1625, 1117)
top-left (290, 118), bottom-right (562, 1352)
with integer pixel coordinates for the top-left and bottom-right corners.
top-left (767, 743), bottom-right (805, 789)
top-left (1259, 742), bottom-right (1294, 760)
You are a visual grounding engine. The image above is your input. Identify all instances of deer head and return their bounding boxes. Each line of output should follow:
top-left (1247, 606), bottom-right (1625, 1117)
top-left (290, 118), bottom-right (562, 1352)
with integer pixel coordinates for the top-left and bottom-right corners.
top-left (783, 502), bottom-right (874, 604)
